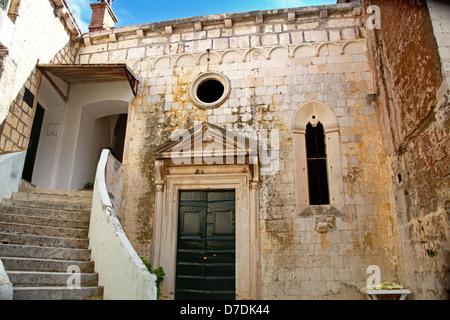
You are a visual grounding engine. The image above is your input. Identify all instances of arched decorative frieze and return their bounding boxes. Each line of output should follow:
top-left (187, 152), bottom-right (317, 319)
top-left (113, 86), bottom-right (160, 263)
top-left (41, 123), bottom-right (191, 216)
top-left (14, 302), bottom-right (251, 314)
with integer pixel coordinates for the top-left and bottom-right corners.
top-left (342, 40), bottom-right (367, 54)
top-left (291, 44), bottom-right (317, 58)
top-left (129, 58), bottom-right (146, 76)
top-left (198, 50), bottom-right (221, 66)
top-left (174, 54), bottom-right (197, 67)
top-left (139, 58), bottom-right (153, 73)
top-left (221, 49), bottom-right (245, 64)
top-left (268, 46), bottom-right (290, 61)
top-left (122, 39), bottom-right (366, 72)
top-left (244, 48), bottom-right (268, 62)
top-left (317, 42), bottom-right (343, 57)
top-left (153, 56), bottom-right (172, 69)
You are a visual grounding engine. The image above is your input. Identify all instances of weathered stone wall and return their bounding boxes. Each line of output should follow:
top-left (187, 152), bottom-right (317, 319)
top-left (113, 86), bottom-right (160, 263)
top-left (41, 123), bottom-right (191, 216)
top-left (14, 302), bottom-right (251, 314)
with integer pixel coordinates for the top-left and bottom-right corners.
top-left (77, 2), bottom-right (399, 299)
top-left (0, 0), bottom-right (80, 153)
top-left (363, 0), bottom-right (449, 299)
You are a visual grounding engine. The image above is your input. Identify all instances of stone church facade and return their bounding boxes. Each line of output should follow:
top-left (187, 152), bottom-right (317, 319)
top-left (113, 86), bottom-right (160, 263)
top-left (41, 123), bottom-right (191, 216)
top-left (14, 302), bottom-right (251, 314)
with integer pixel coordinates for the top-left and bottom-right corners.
top-left (0, 0), bottom-right (448, 299)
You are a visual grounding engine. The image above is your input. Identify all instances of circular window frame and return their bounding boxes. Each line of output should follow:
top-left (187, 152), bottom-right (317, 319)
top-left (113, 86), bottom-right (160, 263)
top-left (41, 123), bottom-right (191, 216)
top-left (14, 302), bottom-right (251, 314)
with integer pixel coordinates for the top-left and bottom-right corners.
top-left (189, 72), bottom-right (231, 109)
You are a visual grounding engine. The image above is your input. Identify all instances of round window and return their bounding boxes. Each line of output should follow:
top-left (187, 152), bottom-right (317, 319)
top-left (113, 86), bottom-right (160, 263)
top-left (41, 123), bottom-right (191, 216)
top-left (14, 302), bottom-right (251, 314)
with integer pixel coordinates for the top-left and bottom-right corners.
top-left (189, 72), bottom-right (231, 108)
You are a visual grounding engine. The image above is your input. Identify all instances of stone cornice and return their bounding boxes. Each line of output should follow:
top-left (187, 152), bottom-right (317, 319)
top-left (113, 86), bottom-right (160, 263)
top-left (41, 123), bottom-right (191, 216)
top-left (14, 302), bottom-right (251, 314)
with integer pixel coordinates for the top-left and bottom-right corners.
top-left (52, 0), bottom-right (83, 39)
top-left (82, 1), bottom-right (362, 45)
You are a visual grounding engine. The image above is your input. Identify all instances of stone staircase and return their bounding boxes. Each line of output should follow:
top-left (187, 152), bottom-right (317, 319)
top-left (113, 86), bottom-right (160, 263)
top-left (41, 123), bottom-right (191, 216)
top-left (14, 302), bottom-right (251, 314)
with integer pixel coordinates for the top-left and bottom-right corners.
top-left (0, 187), bottom-right (103, 300)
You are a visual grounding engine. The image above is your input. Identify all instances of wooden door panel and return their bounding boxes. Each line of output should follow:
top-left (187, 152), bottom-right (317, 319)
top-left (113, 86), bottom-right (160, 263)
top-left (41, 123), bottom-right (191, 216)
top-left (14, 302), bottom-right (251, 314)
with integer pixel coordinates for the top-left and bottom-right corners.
top-left (176, 190), bottom-right (235, 300)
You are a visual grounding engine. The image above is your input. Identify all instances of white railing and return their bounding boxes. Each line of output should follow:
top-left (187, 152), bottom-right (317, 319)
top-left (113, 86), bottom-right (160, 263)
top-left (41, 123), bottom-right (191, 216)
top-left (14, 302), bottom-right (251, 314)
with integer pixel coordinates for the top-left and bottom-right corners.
top-left (0, 151), bottom-right (24, 300)
top-left (0, 151), bottom-right (26, 202)
top-left (89, 149), bottom-right (157, 300)
top-left (0, 259), bottom-right (13, 300)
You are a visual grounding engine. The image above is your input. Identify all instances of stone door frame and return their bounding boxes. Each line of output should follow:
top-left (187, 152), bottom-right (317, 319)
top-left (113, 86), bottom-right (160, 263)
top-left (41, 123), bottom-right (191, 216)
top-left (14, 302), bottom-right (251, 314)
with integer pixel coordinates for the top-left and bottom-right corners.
top-left (152, 161), bottom-right (260, 300)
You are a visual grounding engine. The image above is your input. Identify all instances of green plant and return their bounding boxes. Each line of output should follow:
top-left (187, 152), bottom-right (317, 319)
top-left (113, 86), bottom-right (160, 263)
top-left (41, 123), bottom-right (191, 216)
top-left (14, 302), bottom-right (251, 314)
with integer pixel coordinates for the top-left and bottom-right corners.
top-left (83, 182), bottom-right (94, 190)
top-left (141, 258), bottom-right (165, 299)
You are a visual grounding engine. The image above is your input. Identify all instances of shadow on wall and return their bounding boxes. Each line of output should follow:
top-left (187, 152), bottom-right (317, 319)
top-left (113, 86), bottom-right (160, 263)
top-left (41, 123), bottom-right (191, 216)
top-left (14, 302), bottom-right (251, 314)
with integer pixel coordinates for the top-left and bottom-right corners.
top-left (71, 100), bottom-right (128, 190)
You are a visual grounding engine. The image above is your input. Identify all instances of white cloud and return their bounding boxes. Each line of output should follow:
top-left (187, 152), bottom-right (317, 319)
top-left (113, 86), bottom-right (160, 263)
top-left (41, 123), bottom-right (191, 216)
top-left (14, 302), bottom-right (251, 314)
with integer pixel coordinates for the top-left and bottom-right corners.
top-left (116, 8), bottom-right (137, 26)
top-left (268, 0), bottom-right (307, 8)
top-left (66, 0), bottom-right (91, 32)
top-left (267, 0), bottom-right (335, 9)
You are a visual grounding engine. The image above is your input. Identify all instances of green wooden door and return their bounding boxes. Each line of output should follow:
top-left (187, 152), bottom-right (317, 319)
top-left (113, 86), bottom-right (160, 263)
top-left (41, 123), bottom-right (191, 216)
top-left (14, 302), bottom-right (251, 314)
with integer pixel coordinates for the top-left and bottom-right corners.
top-left (175, 190), bottom-right (236, 300)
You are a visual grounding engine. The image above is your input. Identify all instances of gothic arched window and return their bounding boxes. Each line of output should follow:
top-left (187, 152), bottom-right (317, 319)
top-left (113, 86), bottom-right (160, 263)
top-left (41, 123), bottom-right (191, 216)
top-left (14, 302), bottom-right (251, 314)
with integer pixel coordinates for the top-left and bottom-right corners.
top-left (305, 122), bottom-right (330, 205)
top-left (292, 100), bottom-right (344, 214)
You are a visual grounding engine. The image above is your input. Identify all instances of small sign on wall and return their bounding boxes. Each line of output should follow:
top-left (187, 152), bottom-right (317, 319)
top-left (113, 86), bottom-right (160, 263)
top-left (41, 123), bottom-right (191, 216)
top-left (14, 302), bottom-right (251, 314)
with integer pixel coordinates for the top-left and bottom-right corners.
top-left (47, 123), bottom-right (59, 136)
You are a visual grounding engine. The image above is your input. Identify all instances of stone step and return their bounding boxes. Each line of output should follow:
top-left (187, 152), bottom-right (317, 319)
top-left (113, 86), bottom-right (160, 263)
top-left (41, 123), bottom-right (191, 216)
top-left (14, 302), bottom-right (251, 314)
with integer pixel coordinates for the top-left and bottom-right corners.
top-left (0, 256), bottom-right (95, 273)
top-left (0, 188), bottom-right (102, 300)
top-left (11, 192), bottom-right (92, 205)
top-left (0, 221), bottom-right (88, 239)
top-left (19, 188), bottom-right (93, 198)
top-left (0, 212), bottom-right (89, 229)
top-left (7, 271), bottom-right (99, 287)
top-left (0, 232), bottom-right (89, 249)
top-left (18, 180), bottom-right (36, 192)
top-left (12, 286), bottom-right (103, 300)
top-left (0, 204), bottom-right (90, 221)
top-left (0, 199), bottom-right (91, 212)
top-left (0, 244), bottom-right (91, 261)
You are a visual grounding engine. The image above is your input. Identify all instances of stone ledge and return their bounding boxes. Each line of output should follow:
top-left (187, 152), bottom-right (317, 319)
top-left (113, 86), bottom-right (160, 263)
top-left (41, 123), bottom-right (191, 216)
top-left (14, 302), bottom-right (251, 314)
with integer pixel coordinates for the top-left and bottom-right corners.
top-left (82, 2), bottom-right (362, 46)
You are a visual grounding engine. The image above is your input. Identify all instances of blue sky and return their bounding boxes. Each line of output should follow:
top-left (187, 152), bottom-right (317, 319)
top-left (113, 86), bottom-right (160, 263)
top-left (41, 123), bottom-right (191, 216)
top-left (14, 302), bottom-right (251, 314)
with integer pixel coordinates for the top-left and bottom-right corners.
top-left (67, 0), bottom-right (336, 33)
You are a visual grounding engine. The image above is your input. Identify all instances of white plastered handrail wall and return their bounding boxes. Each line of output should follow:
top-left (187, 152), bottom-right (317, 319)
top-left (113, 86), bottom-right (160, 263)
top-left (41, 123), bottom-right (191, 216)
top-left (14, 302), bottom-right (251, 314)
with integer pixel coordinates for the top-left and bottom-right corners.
top-left (0, 258), bottom-right (13, 300)
top-left (0, 151), bottom-right (25, 300)
top-left (89, 149), bottom-right (157, 300)
top-left (0, 151), bottom-right (26, 201)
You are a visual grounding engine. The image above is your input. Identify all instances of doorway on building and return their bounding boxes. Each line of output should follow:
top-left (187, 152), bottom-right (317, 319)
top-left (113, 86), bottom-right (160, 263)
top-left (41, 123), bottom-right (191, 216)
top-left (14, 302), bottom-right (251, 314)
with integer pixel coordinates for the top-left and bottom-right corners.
top-left (175, 190), bottom-right (236, 300)
top-left (22, 103), bottom-right (45, 182)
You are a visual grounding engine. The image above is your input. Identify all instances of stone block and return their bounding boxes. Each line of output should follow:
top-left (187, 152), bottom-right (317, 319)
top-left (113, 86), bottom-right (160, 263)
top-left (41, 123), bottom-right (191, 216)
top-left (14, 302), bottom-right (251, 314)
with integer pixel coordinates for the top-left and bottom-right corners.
top-left (230, 36), bottom-right (250, 48)
top-left (109, 49), bottom-right (127, 61)
top-left (291, 31), bottom-right (303, 43)
top-left (118, 39), bottom-right (139, 49)
top-left (213, 38), bottom-right (229, 50)
top-left (146, 45), bottom-right (165, 57)
top-left (127, 47), bottom-right (145, 59)
top-left (89, 52), bottom-right (109, 63)
top-left (261, 34), bottom-right (279, 46)
top-left (304, 30), bottom-right (328, 42)
top-left (234, 26), bottom-right (257, 35)
top-left (185, 39), bottom-right (212, 53)
top-left (329, 30), bottom-right (341, 42)
top-left (342, 28), bottom-right (357, 40)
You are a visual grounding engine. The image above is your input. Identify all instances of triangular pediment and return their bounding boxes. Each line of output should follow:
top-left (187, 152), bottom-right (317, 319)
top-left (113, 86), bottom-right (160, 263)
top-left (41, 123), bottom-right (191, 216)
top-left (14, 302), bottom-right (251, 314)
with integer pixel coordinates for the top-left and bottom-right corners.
top-left (154, 122), bottom-right (258, 161)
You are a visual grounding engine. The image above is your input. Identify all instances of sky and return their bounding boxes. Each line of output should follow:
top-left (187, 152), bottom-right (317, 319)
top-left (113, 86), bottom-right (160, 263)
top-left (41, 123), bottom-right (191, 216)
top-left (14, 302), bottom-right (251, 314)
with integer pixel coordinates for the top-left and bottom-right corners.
top-left (67, 0), bottom-right (336, 33)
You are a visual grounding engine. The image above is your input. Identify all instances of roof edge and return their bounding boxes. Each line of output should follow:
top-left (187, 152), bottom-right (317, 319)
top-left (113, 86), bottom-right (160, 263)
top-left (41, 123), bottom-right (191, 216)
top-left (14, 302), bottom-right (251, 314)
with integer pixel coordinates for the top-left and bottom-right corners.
top-left (53, 0), bottom-right (83, 39)
top-left (83, 1), bottom-right (361, 39)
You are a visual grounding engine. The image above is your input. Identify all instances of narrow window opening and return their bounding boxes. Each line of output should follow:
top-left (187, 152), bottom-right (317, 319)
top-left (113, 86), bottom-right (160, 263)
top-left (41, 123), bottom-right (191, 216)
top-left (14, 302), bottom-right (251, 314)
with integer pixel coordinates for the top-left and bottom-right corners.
top-left (23, 88), bottom-right (35, 108)
top-left (196, 79), bottom-right (224, 104)
top-left (306, 122), bottom-right (330, 205)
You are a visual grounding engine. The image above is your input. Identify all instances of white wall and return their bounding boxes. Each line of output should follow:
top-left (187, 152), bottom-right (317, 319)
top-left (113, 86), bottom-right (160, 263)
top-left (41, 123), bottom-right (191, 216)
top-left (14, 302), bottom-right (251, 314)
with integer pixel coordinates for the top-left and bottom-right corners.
top-left (0, 151), bottom-right (25, 201)
top-left (32, 80), bottom-right (133, 190)
top-left (89, 149), bottom-right (157, 300)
